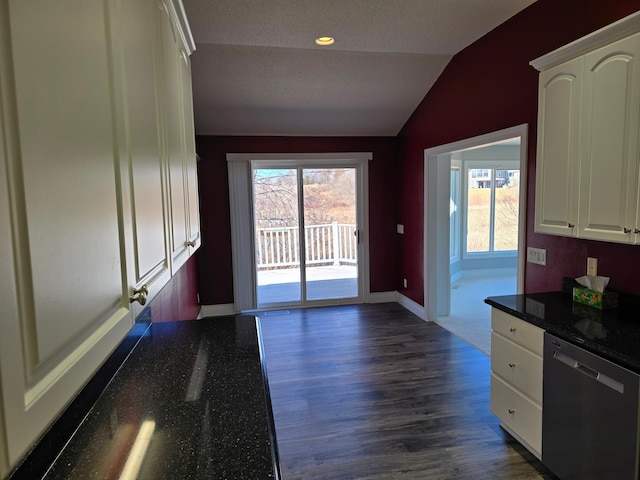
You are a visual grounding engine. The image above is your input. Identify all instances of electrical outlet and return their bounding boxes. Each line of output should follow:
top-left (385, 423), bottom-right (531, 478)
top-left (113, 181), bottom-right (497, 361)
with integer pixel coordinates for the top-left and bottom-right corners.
top-left (403, 278), bottom-right (408, 288)
top-left (587, 257), bottom-right (598, 276)
top-left (527, 247), bottom-right (547, 266)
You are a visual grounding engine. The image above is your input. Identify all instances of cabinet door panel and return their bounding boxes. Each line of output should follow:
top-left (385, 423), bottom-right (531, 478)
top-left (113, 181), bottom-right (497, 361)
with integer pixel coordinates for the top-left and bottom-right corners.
top-left (491, 308), bottom-right (544, 355)
top-left (0, 0), bottom-right (133, 466)
top-left (158, 1), bottom-right (190, 271)
top-left (491, 333), bottom-right (543, 403)
top-left (179, 51), bottom-right (201, 251)
top-left (158, 0), bottom-right (200, 271)
top-left (534, 58), bottom-right (582, 236)
top-left (110, 0), bottom-right (171, 314)
top-left (490, 374), bottom-right (542, 456)
top-left (579, 33), bottom-right (640, 242)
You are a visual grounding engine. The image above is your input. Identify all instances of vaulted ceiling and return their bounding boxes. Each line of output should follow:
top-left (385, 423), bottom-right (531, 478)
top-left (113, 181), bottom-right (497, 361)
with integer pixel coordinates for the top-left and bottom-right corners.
top-left (183, 0), bottom-right (537, 136)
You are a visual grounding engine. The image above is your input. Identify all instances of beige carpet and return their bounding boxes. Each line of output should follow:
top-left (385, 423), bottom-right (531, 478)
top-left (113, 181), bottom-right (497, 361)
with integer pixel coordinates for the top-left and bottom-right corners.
top-left (435, 273), bottom-right (516, 356)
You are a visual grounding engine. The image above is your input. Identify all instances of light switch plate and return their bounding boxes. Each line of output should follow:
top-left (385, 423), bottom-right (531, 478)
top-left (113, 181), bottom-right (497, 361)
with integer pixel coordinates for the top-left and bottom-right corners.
top-left (397, 224), bottom-right (404, 234)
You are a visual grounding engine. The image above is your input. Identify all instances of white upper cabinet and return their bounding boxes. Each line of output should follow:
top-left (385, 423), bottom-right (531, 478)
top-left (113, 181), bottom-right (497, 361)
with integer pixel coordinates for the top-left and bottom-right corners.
top-left (532, 12), bottom-right (640, 245)
top-left (0, 0), bottom-right (134, 469)
top-left (534, 58), bottom-right (583, 237)
top-left (109, 0), bottom-right (173, 317)
top-left (0, 0), bottom-right (198, 474)
top-left (180, 51), bottom-right (202, 255)
top-left (158, 0), bottom-right (201, 274)
top-left (578, 33), bottom-right (640, 243)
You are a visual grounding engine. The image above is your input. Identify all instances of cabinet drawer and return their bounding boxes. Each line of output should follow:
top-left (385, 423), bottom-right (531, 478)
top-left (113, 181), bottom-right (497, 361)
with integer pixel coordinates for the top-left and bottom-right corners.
top-left (491, 333), bottom-right (543, 403)
top-left (491, 308), bottom-right (544, 355)
top-left (490, 374), bottom-right (542, 455)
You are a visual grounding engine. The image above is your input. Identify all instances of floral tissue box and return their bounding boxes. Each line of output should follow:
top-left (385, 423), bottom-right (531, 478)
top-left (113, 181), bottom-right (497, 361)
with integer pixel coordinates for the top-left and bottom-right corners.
top-left (572, 287), bottom-right (618, 310)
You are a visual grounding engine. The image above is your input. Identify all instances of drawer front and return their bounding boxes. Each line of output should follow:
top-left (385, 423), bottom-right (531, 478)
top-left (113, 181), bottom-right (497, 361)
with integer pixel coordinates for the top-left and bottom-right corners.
top-left (491, 373), bottom-right (542, 455)
top-left (491, 308), bottom-right (544, 355)
top-left (491, 333), bottom-right (543, 403)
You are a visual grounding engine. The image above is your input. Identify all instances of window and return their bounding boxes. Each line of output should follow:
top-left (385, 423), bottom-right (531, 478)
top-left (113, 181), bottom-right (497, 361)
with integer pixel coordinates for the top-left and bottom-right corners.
top-left (464, 162), bottom-right (520, 256)
top-left (450, 166), bottom-right (461, 261)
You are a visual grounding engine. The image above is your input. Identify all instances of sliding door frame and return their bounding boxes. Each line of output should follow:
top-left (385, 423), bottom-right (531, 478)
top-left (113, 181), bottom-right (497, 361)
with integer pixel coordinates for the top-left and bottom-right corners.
top-left (227, 152), bottom-right (371, 312)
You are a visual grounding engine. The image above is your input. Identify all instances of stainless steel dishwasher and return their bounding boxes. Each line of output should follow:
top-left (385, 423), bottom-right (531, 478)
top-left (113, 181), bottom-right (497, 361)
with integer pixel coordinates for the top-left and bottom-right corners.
top-left (543, 332), bottom-right (640, 479)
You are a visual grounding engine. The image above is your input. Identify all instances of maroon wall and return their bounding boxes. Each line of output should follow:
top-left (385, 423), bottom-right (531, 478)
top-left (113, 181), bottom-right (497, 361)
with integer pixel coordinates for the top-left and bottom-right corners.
top-left (195, 135), bottom-right (400, 305)
top-left (150, 255), bottom-right (200, 322)
top-left (398, 0), bottom-right (640, 305)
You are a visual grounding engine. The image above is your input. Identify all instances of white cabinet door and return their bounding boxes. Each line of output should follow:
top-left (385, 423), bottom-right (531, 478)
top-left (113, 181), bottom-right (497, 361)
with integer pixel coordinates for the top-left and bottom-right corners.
top-left (578, 32), bottom-right (640, 243)
top-left (157, 0), bottom-right (200, 273)
top-left (109, 0), bottom-right (172, 316)
top-left (179, 50), bottom-right (202, 254)
top-left (0, 0), bottom-right (133, 467)
top-left (534, 58), bottom-right (582, 237)
top-left (0, 53), bottom-right (16, 477)
top-left (491, 374), bottom-right (542, 456)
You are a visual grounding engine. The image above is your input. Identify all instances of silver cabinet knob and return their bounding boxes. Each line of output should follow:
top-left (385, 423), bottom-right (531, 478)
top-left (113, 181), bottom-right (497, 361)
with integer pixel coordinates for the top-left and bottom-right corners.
top-left (508, 362), bottom-right (516, 368)
top-left (509, 327), bottom-right (516, 333)
top-left (185, 240), bottom-right (196, 247)
top-left (130, 284), bottom-right (148, 305)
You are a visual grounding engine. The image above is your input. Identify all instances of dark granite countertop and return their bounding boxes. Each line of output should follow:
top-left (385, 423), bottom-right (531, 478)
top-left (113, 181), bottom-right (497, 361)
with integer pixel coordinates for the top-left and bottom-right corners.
top-left (18, 316), bottom-right (280, 480)
top-left (485, 291), bottom-right (640, 373)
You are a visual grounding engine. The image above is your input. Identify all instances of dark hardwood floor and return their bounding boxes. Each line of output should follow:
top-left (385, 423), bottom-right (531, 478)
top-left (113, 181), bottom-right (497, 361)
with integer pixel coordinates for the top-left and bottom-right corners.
top-left (259, 303), bottom-right (558, 480)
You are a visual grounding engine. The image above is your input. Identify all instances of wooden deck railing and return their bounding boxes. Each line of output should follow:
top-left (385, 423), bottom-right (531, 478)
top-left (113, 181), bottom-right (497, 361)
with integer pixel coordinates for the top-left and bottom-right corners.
top-left (256, 222), bottom-right (357, 269)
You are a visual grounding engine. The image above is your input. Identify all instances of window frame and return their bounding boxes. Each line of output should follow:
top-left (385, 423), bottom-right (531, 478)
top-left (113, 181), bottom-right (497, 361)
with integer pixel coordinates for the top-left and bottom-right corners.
top-left (462, 160), bottom-right (520, 260)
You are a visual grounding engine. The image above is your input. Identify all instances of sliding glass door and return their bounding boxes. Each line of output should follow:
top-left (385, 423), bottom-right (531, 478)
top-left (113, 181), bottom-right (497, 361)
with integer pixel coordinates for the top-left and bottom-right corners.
top-left (253, 166), bottom-right (359, 308)
top-left (253, 168), bottom-right (301, 304)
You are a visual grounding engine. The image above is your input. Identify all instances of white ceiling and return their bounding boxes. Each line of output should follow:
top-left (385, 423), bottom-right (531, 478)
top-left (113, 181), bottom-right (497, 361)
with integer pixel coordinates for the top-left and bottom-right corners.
top-left (183, 0), bottom-right (537, 137)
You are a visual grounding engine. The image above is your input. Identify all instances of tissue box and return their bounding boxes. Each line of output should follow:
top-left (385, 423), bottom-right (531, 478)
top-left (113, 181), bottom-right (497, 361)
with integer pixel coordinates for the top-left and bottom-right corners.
top-left (572, 287), bottom-right (618, 310)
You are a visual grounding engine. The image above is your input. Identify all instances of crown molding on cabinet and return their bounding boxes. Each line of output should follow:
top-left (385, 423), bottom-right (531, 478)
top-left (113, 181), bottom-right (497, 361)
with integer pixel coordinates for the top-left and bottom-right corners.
top-left (530, 10), bottom-right (640, 71)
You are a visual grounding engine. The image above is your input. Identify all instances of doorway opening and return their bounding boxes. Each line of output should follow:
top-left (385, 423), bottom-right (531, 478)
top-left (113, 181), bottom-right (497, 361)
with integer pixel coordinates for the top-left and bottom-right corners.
top-left (424, 125), bottom-right (527, 355)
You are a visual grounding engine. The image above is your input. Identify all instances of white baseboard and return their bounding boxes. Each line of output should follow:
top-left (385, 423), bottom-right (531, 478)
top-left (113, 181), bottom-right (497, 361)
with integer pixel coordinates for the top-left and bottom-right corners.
top-left (368, 291), bottom-right (399, 303)
top-left (199, 303), bottom-right (235, 318)
top-left (199, 296), bottom-right (426, 321)
top-left (397, 293), bottom-right (426, 320)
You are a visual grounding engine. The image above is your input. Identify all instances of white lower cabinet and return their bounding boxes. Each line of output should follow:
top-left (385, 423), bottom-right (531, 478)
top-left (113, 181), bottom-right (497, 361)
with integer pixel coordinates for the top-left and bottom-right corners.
top-left (490, 374), bottom-right (543, 454)
top-left (490, 308), bottom-right (545, 458)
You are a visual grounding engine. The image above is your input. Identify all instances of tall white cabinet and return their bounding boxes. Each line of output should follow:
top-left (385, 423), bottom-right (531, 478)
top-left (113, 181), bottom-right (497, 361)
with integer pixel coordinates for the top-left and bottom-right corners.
top-left (532, 13), bottom-right (640, 244)
top-left (0, 0), bottom-right (199, 475)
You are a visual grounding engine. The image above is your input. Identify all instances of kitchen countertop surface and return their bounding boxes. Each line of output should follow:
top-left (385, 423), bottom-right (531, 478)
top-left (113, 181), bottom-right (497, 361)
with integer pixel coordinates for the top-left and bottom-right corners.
top-left (486, 291), bottom-right (640, 374)
top-left (37, 316), bottom-right (280, 480)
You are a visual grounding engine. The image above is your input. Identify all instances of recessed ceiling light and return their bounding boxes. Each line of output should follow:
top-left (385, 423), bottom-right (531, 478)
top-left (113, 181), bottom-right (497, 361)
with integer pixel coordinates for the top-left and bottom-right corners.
top-left (315, 36), bottom-right (335, 46)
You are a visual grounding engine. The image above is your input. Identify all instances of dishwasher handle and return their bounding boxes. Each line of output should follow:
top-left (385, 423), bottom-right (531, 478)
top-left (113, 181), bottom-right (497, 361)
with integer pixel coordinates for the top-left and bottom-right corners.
top-left (553, 350), bottom-right (624, 394)
top-left (575, 362), bottom-right (598, 379)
